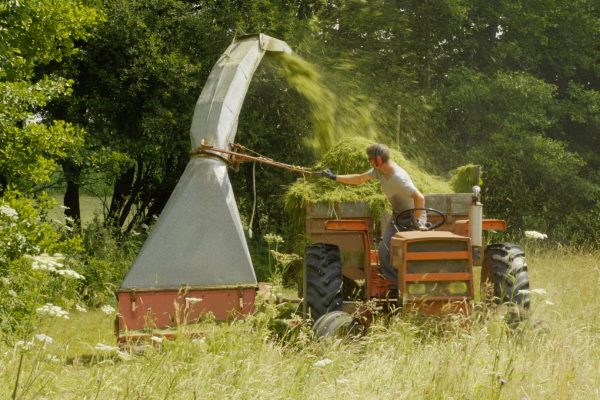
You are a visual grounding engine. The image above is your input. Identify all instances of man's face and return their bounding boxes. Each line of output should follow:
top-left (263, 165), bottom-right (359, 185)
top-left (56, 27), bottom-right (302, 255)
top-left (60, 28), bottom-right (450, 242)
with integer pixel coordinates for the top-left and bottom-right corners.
top-left (369, 157), bottom-right (381, 170)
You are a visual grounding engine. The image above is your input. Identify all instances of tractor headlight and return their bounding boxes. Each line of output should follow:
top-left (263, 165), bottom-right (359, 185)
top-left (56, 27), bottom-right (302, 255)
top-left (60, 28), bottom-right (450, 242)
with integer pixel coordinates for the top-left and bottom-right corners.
top-left (407, 283), bottom-right (427, 295)
top-left (448, 281), bottom-right (469, 295)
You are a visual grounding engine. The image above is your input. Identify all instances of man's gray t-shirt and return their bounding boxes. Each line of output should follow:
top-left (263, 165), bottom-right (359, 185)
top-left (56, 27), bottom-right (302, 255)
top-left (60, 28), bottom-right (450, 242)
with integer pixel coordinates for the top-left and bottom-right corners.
top-left (369, 163), bottom-right (418, 213)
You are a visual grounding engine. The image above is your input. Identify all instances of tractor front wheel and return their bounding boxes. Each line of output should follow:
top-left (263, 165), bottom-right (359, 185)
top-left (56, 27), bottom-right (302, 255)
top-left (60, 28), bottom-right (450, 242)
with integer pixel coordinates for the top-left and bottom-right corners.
top-left (312, 310), bottom-right (363, 338)
top-left (481, 243), bottom-right (531, 309)
top-left (304, 243), bottom-right (343, 322)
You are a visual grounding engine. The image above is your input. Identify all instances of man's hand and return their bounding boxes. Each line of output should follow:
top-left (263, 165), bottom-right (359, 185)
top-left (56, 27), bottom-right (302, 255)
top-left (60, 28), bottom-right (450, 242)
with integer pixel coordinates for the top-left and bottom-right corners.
top-left (321, 168), bottom-right (337, 181)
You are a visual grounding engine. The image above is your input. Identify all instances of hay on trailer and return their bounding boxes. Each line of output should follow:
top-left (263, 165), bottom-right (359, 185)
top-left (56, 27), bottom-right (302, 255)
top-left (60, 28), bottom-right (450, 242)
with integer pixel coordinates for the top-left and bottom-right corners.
top-left (284, 136), bottom-right (453, 233)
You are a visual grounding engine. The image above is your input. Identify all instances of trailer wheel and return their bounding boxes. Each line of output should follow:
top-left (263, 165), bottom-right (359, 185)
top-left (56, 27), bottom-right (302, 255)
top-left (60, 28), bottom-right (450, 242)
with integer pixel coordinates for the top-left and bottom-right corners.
top-left (481, 243), bottom-right (531, 309)
top-left (304, 243), bottom-right (343, 322)
top-left (312, 310), bottom-right (362, 338)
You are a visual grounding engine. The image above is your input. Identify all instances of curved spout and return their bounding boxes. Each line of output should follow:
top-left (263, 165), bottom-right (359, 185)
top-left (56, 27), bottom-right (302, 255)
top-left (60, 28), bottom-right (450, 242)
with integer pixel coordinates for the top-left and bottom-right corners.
top-left (190, 34), bottom-right (292, 151)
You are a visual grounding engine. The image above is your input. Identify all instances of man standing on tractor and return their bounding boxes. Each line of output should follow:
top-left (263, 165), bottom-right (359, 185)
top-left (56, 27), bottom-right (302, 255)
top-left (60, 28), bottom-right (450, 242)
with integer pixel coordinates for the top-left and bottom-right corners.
top-left (322, 143), bottom-right (426, 295)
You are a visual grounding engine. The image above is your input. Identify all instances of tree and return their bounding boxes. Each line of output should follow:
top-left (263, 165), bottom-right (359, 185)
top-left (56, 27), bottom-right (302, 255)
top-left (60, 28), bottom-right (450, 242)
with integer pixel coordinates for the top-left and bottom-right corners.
top-left (52, 0), bottom-right (322, 231)
top-left (0, 0), bottom-right (100, 193)
top-left (50, 0), bottom-right (207, 228)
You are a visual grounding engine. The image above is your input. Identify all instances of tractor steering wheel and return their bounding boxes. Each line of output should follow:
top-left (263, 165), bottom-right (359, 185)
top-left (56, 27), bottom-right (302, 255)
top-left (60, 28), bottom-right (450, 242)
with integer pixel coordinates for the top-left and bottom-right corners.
top-left (394, 207), bottom-right (447, 231)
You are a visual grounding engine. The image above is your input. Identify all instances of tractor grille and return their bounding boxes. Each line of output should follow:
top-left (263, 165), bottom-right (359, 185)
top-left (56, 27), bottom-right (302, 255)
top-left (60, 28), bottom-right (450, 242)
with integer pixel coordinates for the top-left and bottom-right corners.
top-left (402, 238), bottom-right (473, 301)
top-left (407, 259), bottom-right (469, 274)
top-left (407, 240), bottom-right (468, 252)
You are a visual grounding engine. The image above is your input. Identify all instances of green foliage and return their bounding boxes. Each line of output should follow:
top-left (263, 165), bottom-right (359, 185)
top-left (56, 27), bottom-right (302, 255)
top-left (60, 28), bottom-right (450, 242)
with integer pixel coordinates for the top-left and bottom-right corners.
top-left (58, 0), bottom-right (213, 228)
top-left (0, 0), bottom-right (101, 191)
top-left (0, 0), bottom-right (101, 80)
top-left (472, 134), bottom-right (600, 242)
top-left (0, 191), bottom-right (144, 337)
top-left (431, 66), bottom-right (600, 241)
top-left (78, 220), bottom-right (144, 307)
top-left (263, 233), bottom-right (301, 286)
top-left (0, 119), bottom-right (85, 189)
top-left (0, 192), bottom-right (84, 337)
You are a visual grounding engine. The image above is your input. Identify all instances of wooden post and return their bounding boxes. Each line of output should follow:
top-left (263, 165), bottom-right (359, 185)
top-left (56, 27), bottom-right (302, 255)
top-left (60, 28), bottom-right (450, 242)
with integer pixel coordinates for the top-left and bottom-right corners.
top-left (396, 104), bottom-right (402, 148)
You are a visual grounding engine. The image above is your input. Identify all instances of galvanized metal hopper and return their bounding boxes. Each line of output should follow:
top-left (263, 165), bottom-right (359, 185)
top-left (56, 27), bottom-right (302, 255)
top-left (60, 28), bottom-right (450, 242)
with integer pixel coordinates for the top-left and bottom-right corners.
top-left (117, 34), bottom-right (292, 338)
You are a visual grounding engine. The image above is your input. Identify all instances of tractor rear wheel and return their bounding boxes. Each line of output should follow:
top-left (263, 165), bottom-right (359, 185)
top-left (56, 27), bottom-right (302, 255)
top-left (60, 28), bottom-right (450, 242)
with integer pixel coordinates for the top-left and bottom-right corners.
top-left (481, 243), bottom-right (531, 309)
top-left (304, 243), bottom-right (343, 322)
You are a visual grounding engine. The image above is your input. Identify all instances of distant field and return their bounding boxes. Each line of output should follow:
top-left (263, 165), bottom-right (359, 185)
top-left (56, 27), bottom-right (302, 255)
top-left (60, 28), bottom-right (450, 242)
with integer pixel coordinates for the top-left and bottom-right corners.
top-left (1, 245), bottom-right (599, 399)
top-left (48, 191), bottom-right (107, 225)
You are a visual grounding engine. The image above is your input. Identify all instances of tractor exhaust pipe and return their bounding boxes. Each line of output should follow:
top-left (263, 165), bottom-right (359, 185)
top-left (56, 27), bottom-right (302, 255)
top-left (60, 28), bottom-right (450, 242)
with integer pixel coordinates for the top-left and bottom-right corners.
top-left (469, 186), bottom-right (483, 248)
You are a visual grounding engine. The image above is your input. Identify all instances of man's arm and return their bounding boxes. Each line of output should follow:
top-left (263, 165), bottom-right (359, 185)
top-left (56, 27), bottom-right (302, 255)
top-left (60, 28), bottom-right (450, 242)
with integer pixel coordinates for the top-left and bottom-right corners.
top-left (335, 172), bottom-right (373, 185)
top-left (412, 190), bottom-right (425, 219)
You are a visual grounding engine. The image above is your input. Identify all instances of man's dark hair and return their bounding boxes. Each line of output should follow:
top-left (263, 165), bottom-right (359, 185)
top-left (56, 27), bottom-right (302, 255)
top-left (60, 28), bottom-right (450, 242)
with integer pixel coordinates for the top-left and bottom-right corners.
top-left (366, 143), bottom-right (390, 163)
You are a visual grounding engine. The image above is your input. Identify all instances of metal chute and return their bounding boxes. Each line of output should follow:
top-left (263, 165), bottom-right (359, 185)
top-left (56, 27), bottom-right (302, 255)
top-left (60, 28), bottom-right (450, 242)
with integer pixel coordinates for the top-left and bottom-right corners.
top-left (118, 34), bottom-right (292, 333)
top-left (190, 34), bottom-right (292, 150)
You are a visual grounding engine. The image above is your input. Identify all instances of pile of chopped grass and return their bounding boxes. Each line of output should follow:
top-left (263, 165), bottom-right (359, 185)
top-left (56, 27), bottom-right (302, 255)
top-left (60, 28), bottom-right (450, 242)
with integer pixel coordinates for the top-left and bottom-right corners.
top-left (284, 136), bottom-right (453, 233)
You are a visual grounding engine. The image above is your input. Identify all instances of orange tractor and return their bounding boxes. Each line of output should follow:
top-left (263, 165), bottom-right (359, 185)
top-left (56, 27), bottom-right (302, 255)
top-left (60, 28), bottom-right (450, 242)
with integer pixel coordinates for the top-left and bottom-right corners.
top-left (303, 187), bottom-right (531, 337)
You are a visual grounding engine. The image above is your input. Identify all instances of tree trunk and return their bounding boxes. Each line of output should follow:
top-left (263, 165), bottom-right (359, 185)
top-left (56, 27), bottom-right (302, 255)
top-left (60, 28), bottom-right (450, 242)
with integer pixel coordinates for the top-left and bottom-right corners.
top-left (0, 174), bottom-right (6, 196)
top-left (62, 161), bottom-right (82, 228)
top-left (106, 166), bottom-right (135, 228)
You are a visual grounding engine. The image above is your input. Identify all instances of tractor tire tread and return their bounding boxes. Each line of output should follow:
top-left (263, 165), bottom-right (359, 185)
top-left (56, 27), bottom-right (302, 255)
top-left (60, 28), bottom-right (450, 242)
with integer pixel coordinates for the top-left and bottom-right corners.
top-left (304, 243), bottom-right (343, 322)
top-left (481, 243), bottom-right (531, 309)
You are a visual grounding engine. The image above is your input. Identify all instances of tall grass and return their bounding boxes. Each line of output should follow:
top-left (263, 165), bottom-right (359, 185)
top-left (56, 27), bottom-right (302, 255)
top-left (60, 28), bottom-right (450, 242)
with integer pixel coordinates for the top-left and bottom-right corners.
top-left (2, 244), bottom-right (599, 399)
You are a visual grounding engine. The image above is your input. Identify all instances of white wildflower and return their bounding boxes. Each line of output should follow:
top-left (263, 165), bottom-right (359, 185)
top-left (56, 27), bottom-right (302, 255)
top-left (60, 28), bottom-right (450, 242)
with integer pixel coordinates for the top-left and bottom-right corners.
top-left (15, 341), bottom-right (34, 350)
top-left (29, 253), bottom-right (64, 272)
top-left (36, 303), bottom-right (69, 319)
top-left (524, 230), bottom-right (548, 240)
top-left (191, 337), bottom-right (207, 348)
top-left (75, 304), bottom-right (87, 313)
top-left (0, 205), bottom-right (18, 219)
top-left (1, 277), bottom-right (10, 285)
top-left (46, 354), bottom-right (60, 362)
top-left (95, 343), bottom-right (119, 352)
top-left (519, 288), bottom-right (547, 296)
top-left (101, 305), bottom-right (115, 315)
top-left (8, 289), bottom-right (17, 297)
top-left (29, 254), bottom-right (84, 279)
top-left (150, 336), bottom-right (164, 344)
top-left (35, 334), bottom-right (53, 345)
top-left (117, 350), bottom-right (132, 361)
top-left (15, 233), bottom-right (26, 244)
top-left (32, 262), bottom-right (56, 272)
top-left (54, 269), bottom-right (85, 280)
top-left (313, 358), bottom-right (333, 367)
top-left (185, 297), bottom-right (203, 304)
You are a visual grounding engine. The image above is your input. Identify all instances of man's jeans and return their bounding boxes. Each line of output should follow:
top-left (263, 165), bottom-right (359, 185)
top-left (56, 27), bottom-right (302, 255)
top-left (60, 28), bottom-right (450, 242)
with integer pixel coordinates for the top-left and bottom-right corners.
top-left (379, 215), bottom-right (414, 290)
